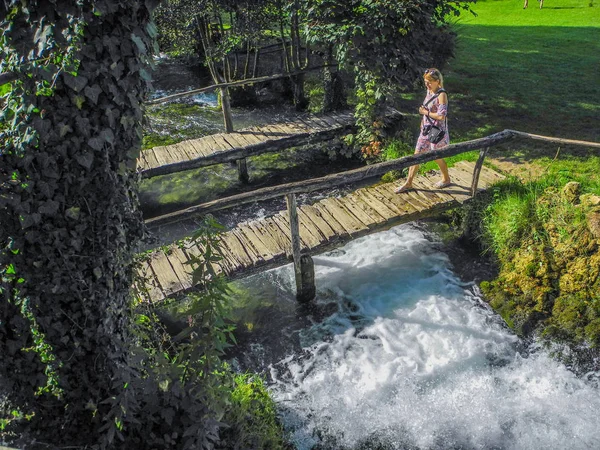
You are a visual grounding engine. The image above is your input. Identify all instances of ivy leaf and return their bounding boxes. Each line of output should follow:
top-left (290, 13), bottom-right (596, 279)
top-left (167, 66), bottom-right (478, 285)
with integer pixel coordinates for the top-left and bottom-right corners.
top-left (131, 33), bottom-right (146, 55)
top-left (60, 124), bottom-right (73, 138)
top-left (105, 108), bottom-right (118, 128)
top-left (38, 200), bottom-right (60, 215)
top-left (139, 68), bottom-right (151, 82)
top-left (34, 23), bottom-right (53, 56)
top-left (0, 83), bottom-right (11, 96)
top-left (63, 73), bottom-right (89, 93)
top-left (73, 95), bottom-right (85, 109)
top-left (87, 137), bottom-right (104, 151)
top-left (146, 21), bottom-right (158, 39)
top-left (65, 207), bottom-right (81, 220)
top-left (99, 128), bottom-right (115, 145)
top-left (76, 151), bottom-right (95, 168)
top-left (83, 84), bottom-right (103, 104)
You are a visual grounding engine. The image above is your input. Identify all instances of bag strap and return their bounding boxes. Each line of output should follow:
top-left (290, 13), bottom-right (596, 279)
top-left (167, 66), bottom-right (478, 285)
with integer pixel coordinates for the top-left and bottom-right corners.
top-left (423, 88), bottom-right (446, 107)
top-left (424, 89), bottom-right (447, 128)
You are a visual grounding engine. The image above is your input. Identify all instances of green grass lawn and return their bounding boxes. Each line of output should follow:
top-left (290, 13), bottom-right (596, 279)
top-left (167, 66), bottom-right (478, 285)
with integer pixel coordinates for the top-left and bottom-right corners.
top-left (448, 0), bottom-right (600, 141)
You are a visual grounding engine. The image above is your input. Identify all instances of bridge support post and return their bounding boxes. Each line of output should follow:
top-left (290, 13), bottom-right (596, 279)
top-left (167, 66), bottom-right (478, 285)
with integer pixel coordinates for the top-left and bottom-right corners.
top-left (220, 86), bottom-right (250, 183)
top-left (471, 147), bottom-right (489, 197)
top-left (237, 158), bottom-right (249, 183)
top-left (286, 193), bottom-right (316, 302)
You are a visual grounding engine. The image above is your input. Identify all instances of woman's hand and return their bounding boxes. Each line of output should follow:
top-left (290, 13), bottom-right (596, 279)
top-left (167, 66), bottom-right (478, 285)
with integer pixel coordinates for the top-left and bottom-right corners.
top-left (419, 106), bottom-right (429, 116)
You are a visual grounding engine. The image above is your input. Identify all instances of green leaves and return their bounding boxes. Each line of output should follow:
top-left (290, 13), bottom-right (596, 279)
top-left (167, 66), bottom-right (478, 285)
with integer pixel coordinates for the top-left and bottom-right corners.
top-left (63, 73), bottom-right (89, 92)
top-left (131, 33), bottom-right (147, 55)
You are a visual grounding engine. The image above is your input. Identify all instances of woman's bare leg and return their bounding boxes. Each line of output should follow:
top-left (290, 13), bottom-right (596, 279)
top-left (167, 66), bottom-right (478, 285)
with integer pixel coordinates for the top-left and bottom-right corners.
top-left (396, 163), bottom-right (419, 192)
top-left (436, 159), bottom-right (451, 184)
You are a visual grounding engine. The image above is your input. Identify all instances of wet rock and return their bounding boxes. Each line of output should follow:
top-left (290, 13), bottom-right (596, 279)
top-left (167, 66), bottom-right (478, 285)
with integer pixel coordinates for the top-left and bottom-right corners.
top-left (580, 193), bottom-right (600, 208)
top-left (587, 210), bottom-right (600, 239)
top-left (561, 181), bottom-right (581, 204)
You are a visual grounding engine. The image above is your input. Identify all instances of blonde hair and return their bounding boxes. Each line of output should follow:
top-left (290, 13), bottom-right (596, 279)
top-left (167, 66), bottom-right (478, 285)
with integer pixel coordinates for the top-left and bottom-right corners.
top-left (424, 68), bottom-right (444, 88)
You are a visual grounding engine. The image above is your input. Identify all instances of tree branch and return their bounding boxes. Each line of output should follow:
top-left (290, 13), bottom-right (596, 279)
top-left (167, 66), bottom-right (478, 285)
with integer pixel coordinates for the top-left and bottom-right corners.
top-left (145, 65), bottom-right (338, 105)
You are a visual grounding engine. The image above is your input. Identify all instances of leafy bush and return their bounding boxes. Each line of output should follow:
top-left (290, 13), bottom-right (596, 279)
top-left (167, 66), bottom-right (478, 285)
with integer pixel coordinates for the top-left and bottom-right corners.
top-left (121, 216), bottom-right (288, 449)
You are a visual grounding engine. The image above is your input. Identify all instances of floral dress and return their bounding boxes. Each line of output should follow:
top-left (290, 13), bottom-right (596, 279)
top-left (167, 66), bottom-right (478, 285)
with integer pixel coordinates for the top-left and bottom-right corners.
top-left (415, 90), bottom-right (449, 153)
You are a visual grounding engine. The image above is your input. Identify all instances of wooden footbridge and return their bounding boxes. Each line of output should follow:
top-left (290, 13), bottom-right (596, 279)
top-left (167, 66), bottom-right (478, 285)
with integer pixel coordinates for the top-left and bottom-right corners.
top-left (137, 109), bottom-right (360, 181)
top-left (138, 161), bottom-right (502, 302)
top-left (137, 128), bottom-right (600, 303)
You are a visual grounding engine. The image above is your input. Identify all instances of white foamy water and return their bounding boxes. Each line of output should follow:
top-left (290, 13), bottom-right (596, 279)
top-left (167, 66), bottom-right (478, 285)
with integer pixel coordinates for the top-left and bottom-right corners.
top-left (250, 224), bottom-right (600, 450)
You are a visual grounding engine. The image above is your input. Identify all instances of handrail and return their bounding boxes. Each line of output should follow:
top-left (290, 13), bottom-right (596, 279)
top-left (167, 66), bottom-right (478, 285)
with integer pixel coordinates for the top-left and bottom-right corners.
top-left (145, 129), bottom-right (600, 227)
top-left (146, 64), bottom-right (336, 105)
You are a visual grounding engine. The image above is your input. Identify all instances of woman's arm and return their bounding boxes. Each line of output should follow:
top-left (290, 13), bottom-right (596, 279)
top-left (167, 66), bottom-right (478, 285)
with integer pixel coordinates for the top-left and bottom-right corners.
top-left (419, 92), bottom-right (447, 121)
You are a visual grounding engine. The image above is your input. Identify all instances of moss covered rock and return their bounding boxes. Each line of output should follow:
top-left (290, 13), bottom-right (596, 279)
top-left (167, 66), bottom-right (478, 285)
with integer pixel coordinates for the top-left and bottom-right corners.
top-left (480, 187), bottom-right (600, 346)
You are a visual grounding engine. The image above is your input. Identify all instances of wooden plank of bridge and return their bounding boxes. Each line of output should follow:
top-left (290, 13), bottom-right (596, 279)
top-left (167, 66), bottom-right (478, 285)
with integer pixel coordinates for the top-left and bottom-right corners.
top-left (375, 184), bottom-right (424, 214)
top-left (138, 110), bottom-right (361, 178)
top-left (320, 197), bottom-right (369, 234)
top-left (137, 259), bottom-right (165, 302)
top-left (236, 224), bottom-right (272, 261)
top-left (345, 192), bottom-right (388, 225)
top-left (231, 228), bottom-right (265, 265)
top-left (186, 241), bottom-right (229, 276)
top-left (354, 188), bottom-right (399, 221)
top-left (247, 220), bottom-right (287, 258)
top-left (312, 201), bottom-right (351, 238)
top-left (294, 210), bottom-right (326, 249)
top-left (263, 216), bottom-right (292, 253)
top-left (300, 204), bottom-right (338, 242)
top-left (298, 209), bottom-right (328, 242)
top-left (169, 247), bottom-right (194, 290)
top-left (188, 138), bottom-right (212, 157)
top-left (305, 115), bottom-right (333, 131)
top-left (221, 232), bottom-right (255, 268)
top-left (335, 196), bottom-right (377, 229)
top-left (148, 250), bottom-right (185, 297)
top-left (446, 170), bottom-right (478, 197)
top-left (208, 134), bottom-right (235, 152)
top-left (277, 210), bottom-right (314, 249)
top-left (463, 161), bottom-right (504, 185)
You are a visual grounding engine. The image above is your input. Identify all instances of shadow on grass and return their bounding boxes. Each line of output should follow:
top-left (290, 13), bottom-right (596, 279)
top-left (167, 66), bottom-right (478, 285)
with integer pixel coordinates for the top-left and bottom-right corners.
top-left (396, 25), bottom-right (600, 145)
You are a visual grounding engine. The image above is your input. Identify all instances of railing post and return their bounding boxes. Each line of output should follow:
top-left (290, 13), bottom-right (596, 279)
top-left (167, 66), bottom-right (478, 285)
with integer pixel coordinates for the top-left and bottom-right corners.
top-left (220, 86), bottom-right (249, 183)
top-left (471, 147), bottom-right (489, 197)
top-left (219, 86), bottom-right (234, 133)
top-left (285, 193), bottom-right (316, 302)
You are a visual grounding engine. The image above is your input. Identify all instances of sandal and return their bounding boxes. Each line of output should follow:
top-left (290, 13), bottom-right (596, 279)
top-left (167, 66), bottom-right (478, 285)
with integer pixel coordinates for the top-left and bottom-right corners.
top-left (394, 183), bottom-right (413, 193)
top-left (434, 180), bottom-right (451, 189)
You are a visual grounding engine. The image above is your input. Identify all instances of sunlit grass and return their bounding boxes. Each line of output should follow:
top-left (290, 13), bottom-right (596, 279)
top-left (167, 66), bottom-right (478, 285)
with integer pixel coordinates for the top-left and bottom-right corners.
top-left (446, 0), bottom-right (600, 141)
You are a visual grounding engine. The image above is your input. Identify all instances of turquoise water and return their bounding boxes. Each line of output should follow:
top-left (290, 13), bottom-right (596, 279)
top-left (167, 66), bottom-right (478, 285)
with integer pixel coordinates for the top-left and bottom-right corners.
top-left (235, 224), bottom-right (600, 450)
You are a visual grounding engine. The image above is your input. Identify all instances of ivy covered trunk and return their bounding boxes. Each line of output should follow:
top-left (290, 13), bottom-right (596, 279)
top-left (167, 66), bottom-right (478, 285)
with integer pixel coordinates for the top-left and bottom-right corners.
top-left (1, 0), bottom-right (156, 445)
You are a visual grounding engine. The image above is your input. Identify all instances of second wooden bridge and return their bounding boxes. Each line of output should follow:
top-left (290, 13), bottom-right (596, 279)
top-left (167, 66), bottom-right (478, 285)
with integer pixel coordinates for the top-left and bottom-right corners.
top-left (137, 110), bottom-right (358, 180)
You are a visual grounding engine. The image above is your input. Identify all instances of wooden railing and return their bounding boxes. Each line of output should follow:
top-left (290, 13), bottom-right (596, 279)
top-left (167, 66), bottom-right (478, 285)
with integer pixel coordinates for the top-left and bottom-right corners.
top-left (147, 129), bottom-right (600, 227)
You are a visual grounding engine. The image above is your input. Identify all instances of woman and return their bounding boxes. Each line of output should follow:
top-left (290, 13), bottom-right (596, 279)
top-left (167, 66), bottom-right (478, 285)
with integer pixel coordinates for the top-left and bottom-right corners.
top-left (395, 68), bottom-right (451, 193)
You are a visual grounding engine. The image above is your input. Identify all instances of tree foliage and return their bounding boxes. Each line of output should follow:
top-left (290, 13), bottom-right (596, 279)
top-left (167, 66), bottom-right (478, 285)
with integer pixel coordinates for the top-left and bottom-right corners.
top-left (304, 0), bottom-right (471, 150)
top-left (1, 2), bottom-right (287, 448)
top-left (153, 0), bottom-right (472, 148)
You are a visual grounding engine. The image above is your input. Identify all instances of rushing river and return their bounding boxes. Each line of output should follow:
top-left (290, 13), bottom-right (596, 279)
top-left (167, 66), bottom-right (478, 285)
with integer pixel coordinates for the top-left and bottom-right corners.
top-left (231, 223), bottom-right (600, 450)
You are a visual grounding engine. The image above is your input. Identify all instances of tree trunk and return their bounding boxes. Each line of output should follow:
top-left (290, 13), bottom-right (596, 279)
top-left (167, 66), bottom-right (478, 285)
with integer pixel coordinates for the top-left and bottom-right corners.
top-left (291, 73), bottom-right (308, 111)
top-left (0, 1), bottom-right (154, 445)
